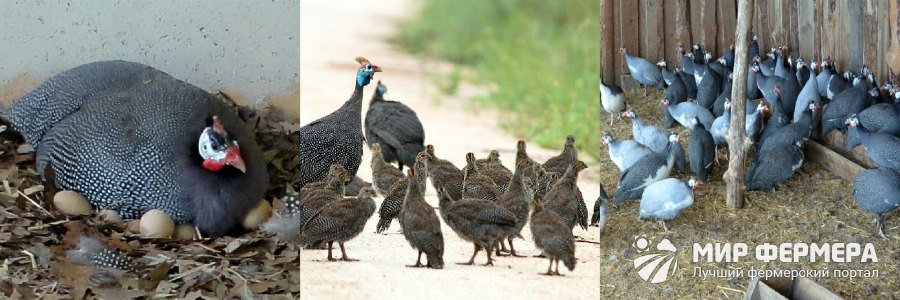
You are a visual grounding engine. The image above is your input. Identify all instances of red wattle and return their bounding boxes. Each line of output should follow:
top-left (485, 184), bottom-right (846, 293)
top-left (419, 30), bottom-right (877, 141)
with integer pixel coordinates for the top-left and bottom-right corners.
top-left (202, 159), bottom-right (225, 172)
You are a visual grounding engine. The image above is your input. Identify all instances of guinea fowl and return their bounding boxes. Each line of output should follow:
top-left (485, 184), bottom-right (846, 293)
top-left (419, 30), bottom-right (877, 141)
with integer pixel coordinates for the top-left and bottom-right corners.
top-left (821, 78), bottom-right (870, 135)
top-left (640, 178), bottom-right (701, 231)
top-left (710, 99), bottom-right (732, 147)
top-left (622, 110), bottom-right (669, 153)
top-left (695, 63), bottom-right (722, 110)
top-left (757, 87), bottom-right (790, 150)
top-left (712, 75), bottom-right (733, 117)
top-left (745, 101), bottom-right (768, 144)
top-left (0, 60), bottom-right (268, 237)
top-left (591, 183), bottom-right (609, 229)
top-left (370, 143), bottom-right (404, 196)
top-left (475, 150), bottom-right (503, 169)
top-left (296, 164), bottom-right (349, 204)
top-left (662, 69), bottom-right (689, 128)
top-left (613, 133), bottom-right (677, 203)
top-left (424, 144), bottom-right (464, 200)
top-left (365, 81), bottom-right (425, 171)
top-left (299, 57), bottom-right (381, 186)
top-left (778, 63), bottom-right (802, 119)
top-left (542, 135), bottom-right (578, 174)
top-left (461, 153), bottom-right (500, 201)
top-left (620, 47), bottom-right (664, 96)
top-left (846, 117), bottom-right (900, 172)
top-left (852, 167), bottom-right (900, 238)
top-left (600, 80), bottom-right (626, 126)
top-left (375, 151), bottom-right (428, 234)
top-left (688, 118), bottom-right (715, 182)
top-left (815, 59), bottom-right (834, 97)
top-left (602, 132), bottom-right (652, 172)
top-left (671, 132), bottom-right (688, 173)
top-left (757, 102), bottom-right (817, 158)
top-left (746, 140), bottom-right (806, 191)
top-left (529, 197), bottom-right (576, 276)
top-left (299, 186), bottom-right (377, 261)
top-left (477, 152), bottom-right (513, 194)
top-left (845, 105), bottom-right (900, 149)
top-left (545, 161), bottom-right (589, 232)
top-left (658, 60), bottom-right (676, 86)
top-left (438, 187), bottom-right (517, 266)
top-left (677, 67), bottom-right (699, 99)
top-left (295, 168), bottom-right (348, 227)
top-left (755, 66), bottom-right (785, 109)
top-left (747, 63), bottom-right (762, 100)
top-left (795, 62), bottom-right (821, 122)
top-left (826, 71), bottom-right (851, 100)
top-left (660, 99), bottom-right (714, 130)
top-left (496, 161), bottom-right (532, 257)
top-left (749, 34), bottom-right (760, 60)
top-left (398, 169), bottom-right (445, 268)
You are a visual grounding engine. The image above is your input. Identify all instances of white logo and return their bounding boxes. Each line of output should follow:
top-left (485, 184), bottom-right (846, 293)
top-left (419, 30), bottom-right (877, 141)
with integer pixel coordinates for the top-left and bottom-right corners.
top-left (632, 235), bottom-right (678, 283)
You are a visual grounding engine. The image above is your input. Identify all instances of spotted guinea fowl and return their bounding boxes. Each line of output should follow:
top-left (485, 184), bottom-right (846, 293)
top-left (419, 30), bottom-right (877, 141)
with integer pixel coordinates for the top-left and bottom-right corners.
top-left (620, 47), bottom-right (664, 96)
top-left (545, 161), bottom-right (589, 232)
top-left (695, 63), bottom-right (722, 110)
top-left (662, 68), bottom-right (689, 128)
top-left (299, 57), bottom-right (381, 187)
top-left (67, 236), bottom-right (139, 272)
top-left (746, 140), bottom-right (806, 191)
top-left (299, 186), bottom-right (376, 261)
top-left (294, 168), bottom-right (347, 227)
top-left (640, 178), bottom-right (701, 232)
top-left (795, 61), bottom-right (821, 121)
top-left (542, 135), bottom-right (578, 175)
top-left (591, 183), bottom-right (609, 229)
top-left (438, 187), bottom-right (517, 266)
top-left (0, 60), bottom-right (268, 237)
top-left (845, 104), bottom-right (900, 150)
top-left (852, 167), bottom-right (900, 238)
top-left (613, 133), bottom-right (678, 203)
top-left (462, 153), bottom-right (500, 202)
top-left (370, 143), bottom-right (404, 196)
top-left (424, 144), bottom-right (464, 200)
top-left (757, 87), bottom-right (790, 150)
top-left (293, 164), bottom-right (349, 212)
top-left (365, 80), bottom-right (425, 171)
top-left (476, 150), bottom-right (513, 193)
top-left (687, 117), bottom-right (715, 182)
top-left (846, 117), bottom-right (900, 173)
top-left (821, 77), bottom-right (870, 135)
top-left (601, 132), bottom-right (652, 172)
top-left (756, 102), bottom-right (817, 159)
top-left (622, 110), bottom-right (669, 153)
top-left (475, 150), bottom-right (503, 169)
top-left (375, 151), bottom-right (428, 234)
top-left (710, 99), bottom-right (732, 146)
top-left (496, 160), bottom-right (533, 257)
top-left (515, 140), bottom-right (542, 190)
top-left (530, 197), bottom-right (576, 276)
top-left (600, 80), bottom-right (626, 126)
top-left (398, 169), bottom-right (445, 268)
top-left (660, 98), bottom-right (714, 130)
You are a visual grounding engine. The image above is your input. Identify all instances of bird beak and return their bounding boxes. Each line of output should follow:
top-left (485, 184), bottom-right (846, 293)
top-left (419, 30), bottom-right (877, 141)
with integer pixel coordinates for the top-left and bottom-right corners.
top-left (372, 65), bottom-right (383, 72)
top-left (225, 146), bottom-right (247, 173)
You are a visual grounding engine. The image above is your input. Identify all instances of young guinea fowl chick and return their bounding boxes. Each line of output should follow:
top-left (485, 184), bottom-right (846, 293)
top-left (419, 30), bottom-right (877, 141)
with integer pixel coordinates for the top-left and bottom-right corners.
top-left (438, 187), bottom-right (517, 266)
top-left (299, 57), bottom-right (381, 186)
top-left (462, 153), bottom-right (501, 201)
top-left (846, 117), bottom-right (900, 173)
top-left (852, 167), bottom-right (900, 238)
top-left (515, 140), bottom-right (543, 189)
top-left (530, 198), bottom-right (576, 276)
top-left (620, 47), bottom-right (664, 96)
top-left (600, 80), bottom-right (626, 125)
top-left (544, 161), bottom-right (590, 232)
top-left (613, 132), bottom-right (677, 203)
top-left (399, 169), bottom-right (445, 268)
top-left (291, 164), bottom-right (349, 212)
top-left (601, 132), bottom-right (652, 172)
top-left (591, 183), bottom-right (609, 230)
top-left (688, 117), bottom-right (715, 181)
top-left (294, 169), bottom-right (348, 228)
top-left (375, 151), bottom-right (429, 234)
top-left (542, 135), bottom-right (578, 175)
top-left (370, 143), bottom-right (404, 196)
top-left (365, 81), bottom-right (425, 171)
top-left (640, 178), bottom-right (701, 232)
top-left (68, 236), bottom-right (139, 272)
top-left (424, 144), bottom-right (464, 200)
top-left (477, 151), bottom-right (513, 194)
top-left (475, 150), bottom-right (503, 169)
top-left (1, 61), bottom-right (268, 237)
top-left (622, 110), bottom-right (669, 153)
top-left (495, 160), bottom-right (533, 257)
top-left (300, 186), bottom-right (377, 261)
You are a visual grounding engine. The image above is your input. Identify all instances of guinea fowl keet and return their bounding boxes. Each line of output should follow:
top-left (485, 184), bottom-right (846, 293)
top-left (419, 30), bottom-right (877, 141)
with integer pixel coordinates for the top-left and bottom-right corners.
top-left (365, 81), bottom-right (426, 171)
top-left (375, 151), bottom-right (428, 234)
top-left (462, 152), bottom-right (501, 202)
top-left (438, 187), bottom-right (517, 266)
top-left (544, 161), bottom-right (589, 231)
top-left (530, 197), bottom-right (576, 276)
top-left (542, 135), bottom-right (578, 175)
top-left (495, 160), bottom-right (533, 257)
top-left (1, 60), bottom-right (268, 237)
top-left (399, 168), bottom-right (445, 268)
top-left (299, 186), bottom-right (377, 261)
top-left (424, 144), bottom-right (464, 201)
top-left (370, 143), bottom-right (404, 197)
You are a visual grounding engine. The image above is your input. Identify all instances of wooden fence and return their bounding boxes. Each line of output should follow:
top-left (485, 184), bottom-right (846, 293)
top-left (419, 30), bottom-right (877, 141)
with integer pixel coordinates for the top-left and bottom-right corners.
top-left (600, 0), bottom-right (900, 86)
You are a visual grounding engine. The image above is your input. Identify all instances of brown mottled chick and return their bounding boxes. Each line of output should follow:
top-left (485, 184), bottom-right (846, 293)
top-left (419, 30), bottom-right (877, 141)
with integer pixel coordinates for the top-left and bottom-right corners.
top-left (424, 144), bottom-right (464, 200)
top-left (477, 150), bottom-right (513, 194)
top-left (542, 135), bottom-right (578, 175)
top-left (462, 152), bottom-right (500, 201)
top-left (300, 186), bottom-right (377, 261)
top-left (495, 160), bottom-right (532, 257)
top-left (545, 161), bottom-right (589, 231)
top-left (375, 151), bottom-right (429, 234)
top-left (530, 197), bottom-right (576, 276)
top-left (399, 168), bottom-right (445, 269)
top-left (370, 143), bottom-right (404, 197)
top-left (438, 187), bottom-right (517, 266)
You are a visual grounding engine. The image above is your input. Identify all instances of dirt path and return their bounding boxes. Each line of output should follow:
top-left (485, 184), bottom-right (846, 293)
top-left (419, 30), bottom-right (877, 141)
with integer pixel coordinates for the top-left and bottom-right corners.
top-left (299, 1), bottom-right (601, 299)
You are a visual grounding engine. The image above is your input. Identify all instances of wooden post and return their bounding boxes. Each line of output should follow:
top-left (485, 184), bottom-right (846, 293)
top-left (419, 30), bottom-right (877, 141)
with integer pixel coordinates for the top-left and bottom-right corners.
top-left (601, 0), bottom-right (615, 82)
top-left (724, 0), bottom-right (754, 209)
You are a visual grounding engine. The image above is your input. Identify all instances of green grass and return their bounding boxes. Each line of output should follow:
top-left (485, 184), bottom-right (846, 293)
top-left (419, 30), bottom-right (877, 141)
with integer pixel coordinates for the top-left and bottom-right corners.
top-left (393, 0), bottom-right (600, 159)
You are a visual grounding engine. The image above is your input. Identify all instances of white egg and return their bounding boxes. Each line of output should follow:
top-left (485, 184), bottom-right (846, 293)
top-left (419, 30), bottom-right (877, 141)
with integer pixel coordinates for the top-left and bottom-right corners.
top-left (53, 190), bottom-right (92, 216)
top-left (139, 209), bottom-right (175, 238)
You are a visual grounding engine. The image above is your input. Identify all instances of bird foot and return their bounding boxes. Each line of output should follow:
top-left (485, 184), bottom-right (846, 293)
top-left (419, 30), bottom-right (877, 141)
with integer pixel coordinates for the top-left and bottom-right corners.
top-left (509, 251), bottom-right (526, 258)
top-left (406, 263), bottom-right (425, 268)
top-left (540, 271), bottom-right (555, 276)
top-left (327, 257), bottom-right (339, 262)
top-left (532, 254), bottom-right (546, 258)
top-left (456, 261), bottom-right (475, 266)
top-left (495, 252), bottom-right (510, 257)
top-left (482, 261), bottom-right (494, 267)
top-left (339, 257), bottom-right (359, 262)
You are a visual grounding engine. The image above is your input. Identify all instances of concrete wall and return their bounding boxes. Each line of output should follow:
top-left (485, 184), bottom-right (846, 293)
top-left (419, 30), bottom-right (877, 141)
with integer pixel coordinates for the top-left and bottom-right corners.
top-left (0, 0), bottom-right (300, 120)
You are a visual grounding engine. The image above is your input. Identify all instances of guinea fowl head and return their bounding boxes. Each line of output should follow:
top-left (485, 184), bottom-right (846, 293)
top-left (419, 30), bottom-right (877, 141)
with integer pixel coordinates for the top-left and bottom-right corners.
top-left (465, 153), bottom-right (477, 169)
top-left (488, 150), bottom-right (500, 160)
top-left (564, 135), bottom-right (575, 146)
top-left (326, 164), bottom-right (351, 183)
top-left (758, 102), bottom-right (770, 115)
top-left (668, 131), bottom-right (680, 143)
top-left (358, 185), bottom-right (377, 199)
top-left (621, 110), bottom-right (637, 119)
top-left (371, 143), bottom-right (382, 154)
top-left (375, 80), bottom-right (387, 96)
top-left (425, 144), bottom-right (436, 157)
top-left (568, 161), bottom-right (588, 174)
top-left (845, 115), bottom-right (860, 127)
top-left (752, 33), bottom-right (758, 41)
top-left (750, 63), bottom-right (760, 73)
top-left (198, 116), bottom-right (246, 173)
top-left (656, 60), bottom-right (667, 67)
top-left (807, 102), bottom-right (818, 113)
top-left (354, 57), bottom-right (382, 87)
top-left (618, 47), bottom-right (627, 55)
top-left (688, 177), bottom-right (703, 191)
top-left (600, 132), bottom-right (613, 145)
top-left (658, 98), bottom-right (670, 107)
top-left (516, 140), bottom-right (527, 154)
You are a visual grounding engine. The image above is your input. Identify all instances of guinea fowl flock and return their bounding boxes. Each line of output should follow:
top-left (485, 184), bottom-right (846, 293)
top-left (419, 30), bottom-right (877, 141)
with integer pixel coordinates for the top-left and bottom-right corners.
top-left (262, 57), bottom-right (597, 276)
top-left (605, 35), bottom-right (900, 236)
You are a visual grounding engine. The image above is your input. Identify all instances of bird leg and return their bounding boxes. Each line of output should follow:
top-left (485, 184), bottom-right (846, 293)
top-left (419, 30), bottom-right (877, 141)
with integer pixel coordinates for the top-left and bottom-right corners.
top-left (483, 245), bottom-right (495, 266)
top-left (457, 244), bottom-right (481, 265)
top-left (496, 240), bottom-right (509, 256)
top-left (659, 220), bottom-right (670, 233)
top-left (876, 215), bottom-right (887, 239)
top-left (326, 241), bottom-right (336, 261)
top-left (554, 259), bottom-right (562, 276)
top-left (541, 259), bottom-right (554, 276)
top-left (338, 242), bottom-right (358, 262)
top-left (643, 85), bottom-right (648, 97)
top-left (508, 238), bottom-right (526, 257)
top-left (609, 113), bottom-right (615, 126)
top-left (407, 251), bottom-right (425, 268)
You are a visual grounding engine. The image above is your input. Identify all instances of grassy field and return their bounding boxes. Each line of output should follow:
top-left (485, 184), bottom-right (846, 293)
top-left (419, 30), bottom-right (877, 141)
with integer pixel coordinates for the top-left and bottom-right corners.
top-left (393, 0), bottom-right (600, 159)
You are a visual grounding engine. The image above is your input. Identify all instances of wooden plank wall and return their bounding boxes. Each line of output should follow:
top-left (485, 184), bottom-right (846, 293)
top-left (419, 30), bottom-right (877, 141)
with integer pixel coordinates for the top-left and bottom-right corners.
top-left (603, 0), bottom-right (900, 86)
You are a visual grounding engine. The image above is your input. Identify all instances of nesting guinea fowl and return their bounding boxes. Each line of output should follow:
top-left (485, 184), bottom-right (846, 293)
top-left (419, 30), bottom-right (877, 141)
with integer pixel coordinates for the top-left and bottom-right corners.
top-left (620, 47), bottom-right (664, 96)
top-left (600, 80), bottom-right (626, 125)
top-left (1, 60), bottom-right (268, 237)
top-left (438, 187), bottom-right (517, 266)
top-left (544, 161), bottom-right (589, 232)
top-left (852, 167), bottom-right (900, 238)
top-left (398, 169), bottom-right (445, 268)
top-left (365, 81), bottom-right (426, 171)
top-left (298, 186), bottom-right (377, 261)
top-left (640, 178), bottom-right (701, 232)
top-left (299, 57), bottom-right (381, 186)
top-left (530, 198), bottom-right (576, 276)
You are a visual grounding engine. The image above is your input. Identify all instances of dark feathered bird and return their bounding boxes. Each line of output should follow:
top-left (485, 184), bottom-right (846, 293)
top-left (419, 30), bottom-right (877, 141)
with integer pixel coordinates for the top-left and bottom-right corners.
top-left (688, 117), bottom-right (715, 181)
top-left (295, 167), bottom-right (347, 227)
top-left (299, 57), bottom-right (381, 187)
top-left (1, 60), bottom-right (268, 237)
top-left (530, 197), bottom-right (576, 276)
top-left (746, 141), bottom-right (805, 191)
top-left (438, 187), bottom-right (517, 266)
top-left (515, 140), bottom-right (542, 192)
top-left (477, 151), bottom-right (513, 194)
top-left (852, 167), bottom-right (900, 238)
top-left (424, 144), bottom-right (464, 200)
top-left (292, 164), bottom-right (349, 213)
top-left (375, 151), bottom-right (429, 234)
top-left (496, 160), bottom-right (533, 257)
top-left (365, 81), bottom-right (425, 171)
top-left (542, 135), bottom-right (579, 174)
top-left (370, 143), bottom-right (404, 197)
top-left (299, 186), bottom-right (377, 261)
top-left (591, 183), bottom-right (609, 229)
top-left (462, 153), bottom-right (500, 201)
top-left (399, 168), bottom-right (444, 268)
top-left (544, 161), bottom-right (589, 231)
